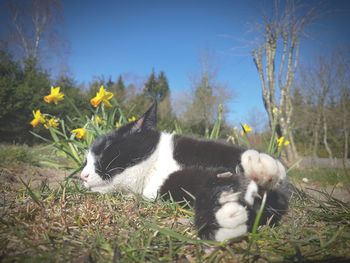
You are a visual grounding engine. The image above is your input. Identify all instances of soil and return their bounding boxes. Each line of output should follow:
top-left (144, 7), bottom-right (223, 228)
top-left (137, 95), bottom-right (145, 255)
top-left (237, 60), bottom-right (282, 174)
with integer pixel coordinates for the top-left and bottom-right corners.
top-left (0, 163), bottom-right (70, 189)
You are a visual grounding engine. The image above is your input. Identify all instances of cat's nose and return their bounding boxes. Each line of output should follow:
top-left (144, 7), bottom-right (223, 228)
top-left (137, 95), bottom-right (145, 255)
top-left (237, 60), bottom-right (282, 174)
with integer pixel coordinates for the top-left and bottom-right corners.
top-left (80, 171), bottom-right (89, 181)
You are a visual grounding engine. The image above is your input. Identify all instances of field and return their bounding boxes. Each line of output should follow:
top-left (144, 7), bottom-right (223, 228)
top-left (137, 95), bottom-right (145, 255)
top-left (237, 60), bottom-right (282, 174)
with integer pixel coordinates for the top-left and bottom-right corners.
top-left (1, 145), bottom-right (350, 262)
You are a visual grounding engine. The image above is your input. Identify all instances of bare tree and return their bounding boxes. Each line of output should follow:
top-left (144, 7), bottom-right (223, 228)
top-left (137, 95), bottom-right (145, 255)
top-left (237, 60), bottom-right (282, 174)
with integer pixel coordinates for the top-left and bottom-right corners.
top-left (2, 0), bottom-right (66, 66)
top-left (178, 52), bottom-right (234, 133)
top-left (294, 50), bottom-right (350, 163)
top-left (252, 1), bottom-right (317, 162)
top-left (335, 48), bottom-right (350, 166)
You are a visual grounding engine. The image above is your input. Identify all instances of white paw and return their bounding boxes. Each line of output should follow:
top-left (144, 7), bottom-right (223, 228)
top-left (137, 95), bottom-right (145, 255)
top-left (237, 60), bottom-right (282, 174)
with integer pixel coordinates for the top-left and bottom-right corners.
top-left (214, 201), bottom-right (248, 241)
top-left (241, 150), bottom-right (286, 189)
top-left (215, 225), bottom-right (247, 242)
top-left (218, 190), bottom-right (240, 204)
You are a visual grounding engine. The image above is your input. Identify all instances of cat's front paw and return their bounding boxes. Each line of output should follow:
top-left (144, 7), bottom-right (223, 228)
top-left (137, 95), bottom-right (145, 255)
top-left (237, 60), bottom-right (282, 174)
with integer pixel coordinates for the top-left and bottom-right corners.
top-left (213, 190), bottom-right (248, 241)
top-left (241, 150), bottom-right (286, 189)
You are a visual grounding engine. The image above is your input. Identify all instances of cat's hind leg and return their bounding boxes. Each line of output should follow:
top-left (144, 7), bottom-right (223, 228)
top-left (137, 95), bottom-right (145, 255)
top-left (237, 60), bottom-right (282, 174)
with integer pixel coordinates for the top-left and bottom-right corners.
top-left (195, 173), bottom-right (258, 241)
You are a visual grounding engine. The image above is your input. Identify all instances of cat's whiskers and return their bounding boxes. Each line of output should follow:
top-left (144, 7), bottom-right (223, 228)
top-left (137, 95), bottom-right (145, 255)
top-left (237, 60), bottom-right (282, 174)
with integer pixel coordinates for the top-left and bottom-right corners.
top-left (95, 167), bottom-right (103, 173)
top-left (106, 150), bottom-right (120, 171)
top-left (103, 142), bottom-right (114, 152)
top-left (106, 166), bottom-right (125, 175)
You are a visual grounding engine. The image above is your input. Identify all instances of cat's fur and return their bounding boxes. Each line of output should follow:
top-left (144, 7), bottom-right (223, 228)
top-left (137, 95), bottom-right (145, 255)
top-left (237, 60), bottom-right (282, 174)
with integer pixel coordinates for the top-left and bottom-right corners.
top-left (80, 104), bottom-right (291, 241)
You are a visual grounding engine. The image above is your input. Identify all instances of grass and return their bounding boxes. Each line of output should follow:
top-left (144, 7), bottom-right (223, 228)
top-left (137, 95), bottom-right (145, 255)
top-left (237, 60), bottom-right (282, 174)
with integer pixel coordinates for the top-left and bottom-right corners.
top-left (0, 144), bottom-right (39, 166)
top-left (0, 143), bottom-right (75, 169)
top-left (1, 144), bottom-right (349, 262)
top-left (289, 168), bottom-right (350, 187)
top-left (1, 175), bottom-right (350, 262)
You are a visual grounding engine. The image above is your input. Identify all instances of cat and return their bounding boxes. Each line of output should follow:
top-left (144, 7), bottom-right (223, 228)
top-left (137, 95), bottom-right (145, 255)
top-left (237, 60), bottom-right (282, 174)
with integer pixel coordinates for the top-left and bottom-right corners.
top-left (80, 103), bottom-right (291, 241)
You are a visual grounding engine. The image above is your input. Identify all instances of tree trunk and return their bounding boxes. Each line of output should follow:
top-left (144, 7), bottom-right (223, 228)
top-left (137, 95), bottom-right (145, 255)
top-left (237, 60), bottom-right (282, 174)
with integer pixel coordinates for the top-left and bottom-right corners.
top-left (322, 108), bottom-right (333, 161)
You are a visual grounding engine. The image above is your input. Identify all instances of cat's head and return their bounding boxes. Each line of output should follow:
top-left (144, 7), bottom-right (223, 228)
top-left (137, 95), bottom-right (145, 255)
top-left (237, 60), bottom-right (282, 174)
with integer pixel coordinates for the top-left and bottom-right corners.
top-left (80, 103), bottom-right (160, 193)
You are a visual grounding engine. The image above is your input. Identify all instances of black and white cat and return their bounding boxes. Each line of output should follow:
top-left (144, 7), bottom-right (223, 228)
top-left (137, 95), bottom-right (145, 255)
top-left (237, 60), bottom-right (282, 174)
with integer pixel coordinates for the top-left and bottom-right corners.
top-left (80, 104), bottom-right (291, 241)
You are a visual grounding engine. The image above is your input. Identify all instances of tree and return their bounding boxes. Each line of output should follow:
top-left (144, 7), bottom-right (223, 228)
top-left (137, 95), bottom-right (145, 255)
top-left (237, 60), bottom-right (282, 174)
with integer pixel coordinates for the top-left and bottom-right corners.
top-left (1, 0), bottom-right (66, 67)
top-left (180, 52), bottom-right (233, 135)
top-left (292, 50), bottom-right (350, 161)
top-left (156, 71), bottom-right (170, 101)
top-left (0, 52), bottom-right (51, 142)
top-left (334, 48), bottom-right (350, 163)
top-left (114, 75), bottom-right (126, 101)
top-left (144, 70), bottom-right (170, 102)
top-left (144, 69), bottom-right (158, 101)
top-left (252, 1), bottom-right (317, 162)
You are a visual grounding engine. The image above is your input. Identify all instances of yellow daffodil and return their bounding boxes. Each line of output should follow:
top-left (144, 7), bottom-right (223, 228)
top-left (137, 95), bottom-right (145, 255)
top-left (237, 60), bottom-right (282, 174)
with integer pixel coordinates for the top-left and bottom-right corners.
top-left (90, 86), bottom-right (114, 108)
top-left (30, 109), bottom-right (46, 127)
top-left (44, 86), bottom-right (64, 104)
top-left (44, 118), bottom-right (59, 129)
top-left (242, 123), bottom-right (252, 133)
top-left (277, 136), bottom-right (290, 147)
top-left (128, 116), bottom-right (137, 122)
top-left (71, 128), bottom-right (87, 139)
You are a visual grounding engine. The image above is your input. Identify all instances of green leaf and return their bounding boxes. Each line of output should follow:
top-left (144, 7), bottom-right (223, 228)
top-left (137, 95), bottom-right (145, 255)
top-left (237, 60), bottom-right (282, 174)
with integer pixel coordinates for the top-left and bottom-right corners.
top-left (19, 177), bottom-right (43, 207)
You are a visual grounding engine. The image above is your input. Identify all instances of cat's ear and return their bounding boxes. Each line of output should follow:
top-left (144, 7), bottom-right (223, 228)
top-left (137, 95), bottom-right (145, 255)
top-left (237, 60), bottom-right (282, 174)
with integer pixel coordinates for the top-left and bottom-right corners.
top-left (131, 103), bottom-right (157, 132)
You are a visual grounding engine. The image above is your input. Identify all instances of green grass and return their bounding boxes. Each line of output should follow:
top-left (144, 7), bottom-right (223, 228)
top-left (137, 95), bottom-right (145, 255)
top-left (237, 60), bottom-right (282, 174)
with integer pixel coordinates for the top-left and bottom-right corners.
top-left (1, 144), bottom-right (349, 262)
top-left (0, 144), bottom-right (74, 169)
top-left (289, 168), bottom-right (350, 187)
top-left (0, 144), bottom-right (39, 166)
top-left (1, 176), bottom-right (349, 262)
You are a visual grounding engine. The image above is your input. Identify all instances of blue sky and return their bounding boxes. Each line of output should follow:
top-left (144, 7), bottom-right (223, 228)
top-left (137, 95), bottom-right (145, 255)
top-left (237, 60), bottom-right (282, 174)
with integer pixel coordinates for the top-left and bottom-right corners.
top-left (39, 1), bottom-right (350, 123)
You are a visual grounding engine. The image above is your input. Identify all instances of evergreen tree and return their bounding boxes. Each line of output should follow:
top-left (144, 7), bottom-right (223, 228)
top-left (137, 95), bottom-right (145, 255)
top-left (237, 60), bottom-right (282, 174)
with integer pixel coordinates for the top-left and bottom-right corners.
top-left (114, 75), bottom-right (126, 101)
top-left (106, 76), bottom-right (114, 89)
top-left (144, 70), bottom-right (170, 102)
top-left (0, 52), bottom-right (51, 142)
top-left (156, 71), bottom-right (169, 101)
top-left (144, 69), bottom-right (158, 101)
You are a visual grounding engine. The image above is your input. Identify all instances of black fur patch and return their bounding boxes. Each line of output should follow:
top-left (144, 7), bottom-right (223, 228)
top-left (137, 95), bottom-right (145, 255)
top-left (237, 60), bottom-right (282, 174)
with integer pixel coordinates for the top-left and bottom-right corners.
top-left (90, 103), bottom-right (160, 180)
top-left (173, 135), bottom-right (245, 169)
top-left (91, 128), bottom-right (160, 180)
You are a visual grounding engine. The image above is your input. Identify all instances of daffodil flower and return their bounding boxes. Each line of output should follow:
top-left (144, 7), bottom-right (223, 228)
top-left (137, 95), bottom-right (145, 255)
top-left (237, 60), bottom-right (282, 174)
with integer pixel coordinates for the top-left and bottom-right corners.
top-left (71, 128), bottom-right (87, 139)
top-left (90, 86), bottom-right (114, 108)
top-left (277, 136), bottom-right (290, 147)
top-left (128, 116), bottom-right (137, 122)
top-left (30, 109), bottom-right (46, 127)
top-left (44, 86), bottom-right (64, 104)
top-left (242, 123), bottom-right (252, 133)
top-left (44, 118), bottom-right (59, 129)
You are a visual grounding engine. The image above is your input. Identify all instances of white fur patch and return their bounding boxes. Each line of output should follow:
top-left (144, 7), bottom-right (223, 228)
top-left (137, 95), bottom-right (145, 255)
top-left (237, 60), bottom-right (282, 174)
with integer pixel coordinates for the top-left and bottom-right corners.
top-left (215, 202), bottom-right (248, 229)
top-left (215, 225), bottom-right (247, 242)
top-left (81, 132), bottom-right (181, 199)
top-left (241, 150), bottom-right (286, 189)
top-left (214, 200), bottom-right (248, 241)
top-left (218, 191), bottom-right (240, 205)
top-left (142, 133), bottom-right (181, 199)
top-left (244, 180), bottom-right (258, 206)
top-left (80, 151), bottom-right (108, 191)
